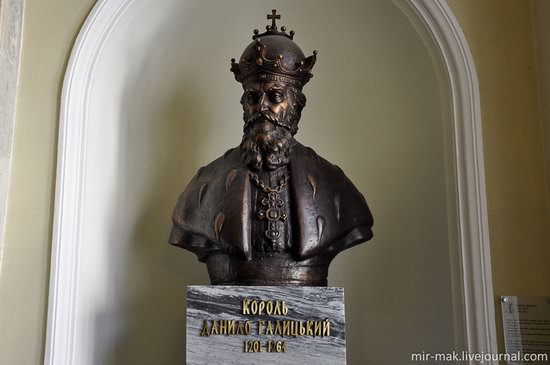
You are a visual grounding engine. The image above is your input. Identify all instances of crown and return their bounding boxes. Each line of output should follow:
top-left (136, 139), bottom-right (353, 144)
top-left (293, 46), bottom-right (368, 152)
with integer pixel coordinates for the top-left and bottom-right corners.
top-left (230, 10), bottom-right (317, 88)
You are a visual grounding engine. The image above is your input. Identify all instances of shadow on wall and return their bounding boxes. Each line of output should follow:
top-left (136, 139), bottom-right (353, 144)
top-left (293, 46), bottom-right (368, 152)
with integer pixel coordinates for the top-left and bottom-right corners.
top-left (92, 11), bottom-right (211, 365)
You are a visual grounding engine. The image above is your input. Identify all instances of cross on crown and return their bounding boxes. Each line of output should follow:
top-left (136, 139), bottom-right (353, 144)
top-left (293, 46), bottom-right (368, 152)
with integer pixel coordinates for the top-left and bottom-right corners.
top-left (267, 9), bottom-right (281, 28)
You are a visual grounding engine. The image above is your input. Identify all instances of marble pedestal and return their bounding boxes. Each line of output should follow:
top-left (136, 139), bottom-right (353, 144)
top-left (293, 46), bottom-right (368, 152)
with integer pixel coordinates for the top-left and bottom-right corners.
top-left (186, 285), bottom-right (346, 365)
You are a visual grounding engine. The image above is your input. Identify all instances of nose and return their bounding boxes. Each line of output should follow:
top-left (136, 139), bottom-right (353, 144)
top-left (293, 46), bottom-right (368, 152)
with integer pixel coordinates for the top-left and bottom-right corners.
top-left (259, 94), bottom-right (269, 112)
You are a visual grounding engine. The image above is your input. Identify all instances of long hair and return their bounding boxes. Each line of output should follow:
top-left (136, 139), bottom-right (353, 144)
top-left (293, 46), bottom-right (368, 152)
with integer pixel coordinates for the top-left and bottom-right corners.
top-left (286, 86), bottom-right (306, 135)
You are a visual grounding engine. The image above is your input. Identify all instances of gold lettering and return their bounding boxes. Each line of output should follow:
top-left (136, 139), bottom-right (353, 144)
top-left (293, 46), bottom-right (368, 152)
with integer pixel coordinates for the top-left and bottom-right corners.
top-left (322, 319), bottom-right (331, 336)
top-left (275, 320), bottom-right (283, 336)
top-left (314, 321), bottom-right (322, 336)
top-left (241, 300), bottom-right (289, 316)
top-left (299, 321), bottom-right (306, 336)
top-left (266, 320), bottom-right (274, 335)
top-left (306, 320), bottom-right (313, 336)
top-left (196, 314), bottom-right (333, 338)
top-left (237, 321), bottom-right (245, 335)
top-left (290, 321), bottom-right (298, 337)
top-left (219, 320), bottom-right (227, 335)
top-left (200, 320), bottom-right (210, 336)
top-left (283, 320), bottom-right (291, 336)
top-left (282, 301), bottom-right (289, 315)
top-left (274, 301), bottom-right (282, 315)
top-left (210, 320), bottom-right (219, 335)
top-left (242, 300), bottom-right (250, 315)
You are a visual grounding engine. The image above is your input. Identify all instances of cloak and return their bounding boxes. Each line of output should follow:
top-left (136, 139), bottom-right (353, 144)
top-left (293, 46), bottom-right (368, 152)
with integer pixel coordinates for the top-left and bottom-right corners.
top-left (170, 142), bottom-right (373, 262)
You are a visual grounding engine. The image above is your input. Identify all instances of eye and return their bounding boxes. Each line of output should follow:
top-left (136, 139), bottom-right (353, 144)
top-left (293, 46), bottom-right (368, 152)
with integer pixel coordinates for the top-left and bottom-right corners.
top-left (268, 90), bottom-right (284, 103)
top-left (246, 92), bottom-right (260, 104)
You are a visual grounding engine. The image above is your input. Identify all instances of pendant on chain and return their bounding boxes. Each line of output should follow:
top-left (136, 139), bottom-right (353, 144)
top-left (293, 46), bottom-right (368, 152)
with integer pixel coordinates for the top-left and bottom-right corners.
top-left (249, 172), bottom-right (289, 243)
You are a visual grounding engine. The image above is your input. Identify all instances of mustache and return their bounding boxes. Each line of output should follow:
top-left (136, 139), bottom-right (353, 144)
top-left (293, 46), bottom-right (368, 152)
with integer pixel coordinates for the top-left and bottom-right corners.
top-left (243, 112), bottom-right (289, 131)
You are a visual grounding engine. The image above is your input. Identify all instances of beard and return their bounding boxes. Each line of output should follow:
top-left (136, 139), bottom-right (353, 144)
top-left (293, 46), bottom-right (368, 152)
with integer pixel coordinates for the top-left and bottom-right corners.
top-left (239, 111), bottom-right (295, 171)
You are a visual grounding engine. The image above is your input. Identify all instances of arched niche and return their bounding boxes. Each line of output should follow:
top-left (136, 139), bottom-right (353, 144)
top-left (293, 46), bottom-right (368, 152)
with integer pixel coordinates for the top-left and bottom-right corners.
top-left (45, 0), bottom-right (498, 364)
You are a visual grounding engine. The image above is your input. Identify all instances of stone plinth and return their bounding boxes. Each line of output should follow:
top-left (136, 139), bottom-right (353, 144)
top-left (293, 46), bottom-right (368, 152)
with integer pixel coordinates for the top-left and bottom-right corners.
top-left (186, 285), bottom-right (346, 365)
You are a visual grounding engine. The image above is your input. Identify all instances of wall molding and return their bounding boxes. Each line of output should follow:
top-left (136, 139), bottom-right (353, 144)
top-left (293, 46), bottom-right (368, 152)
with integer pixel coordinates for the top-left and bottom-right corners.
top-left (407, 0), bottom-right (498, 361)
top-left (44, 0), bottom-right (498, 364)
top-left (0, 0), bottom-right (25, 271)
top-left (44, 1), bottom-right (137, 364)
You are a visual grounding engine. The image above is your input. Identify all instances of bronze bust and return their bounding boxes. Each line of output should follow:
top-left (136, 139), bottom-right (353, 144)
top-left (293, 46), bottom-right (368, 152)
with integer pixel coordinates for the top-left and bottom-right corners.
top-left (170, 10), bottom-right (373, 286)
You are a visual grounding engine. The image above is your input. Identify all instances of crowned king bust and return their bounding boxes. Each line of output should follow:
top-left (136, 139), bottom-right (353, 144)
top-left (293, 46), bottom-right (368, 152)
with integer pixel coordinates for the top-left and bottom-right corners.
top-left (169, 10), bottom-right (374, 286)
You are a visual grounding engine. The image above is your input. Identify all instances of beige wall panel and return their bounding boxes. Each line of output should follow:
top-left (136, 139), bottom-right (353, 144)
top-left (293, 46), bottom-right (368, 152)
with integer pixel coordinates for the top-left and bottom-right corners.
top-left (0, 0), bottom-right (97, 364)
top-left (533, 0), bottom-right (550, 208)
top-left (448, 0), bottom-right (550, 354)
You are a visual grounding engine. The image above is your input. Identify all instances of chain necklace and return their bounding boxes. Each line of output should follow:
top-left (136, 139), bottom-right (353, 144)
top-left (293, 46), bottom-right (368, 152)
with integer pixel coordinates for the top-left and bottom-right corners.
top-left (249, 172), bottom-right (290, 242)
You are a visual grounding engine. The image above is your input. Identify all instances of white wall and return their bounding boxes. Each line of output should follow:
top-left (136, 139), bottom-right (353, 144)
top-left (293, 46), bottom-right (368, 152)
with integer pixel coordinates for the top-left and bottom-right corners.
top-left (74, 0), bottom-right (455, 364)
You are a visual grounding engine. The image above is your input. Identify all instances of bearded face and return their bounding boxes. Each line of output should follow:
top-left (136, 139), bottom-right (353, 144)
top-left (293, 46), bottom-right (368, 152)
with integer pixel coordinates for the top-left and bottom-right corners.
top-left (239, 80), bottom-right (306, 171)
